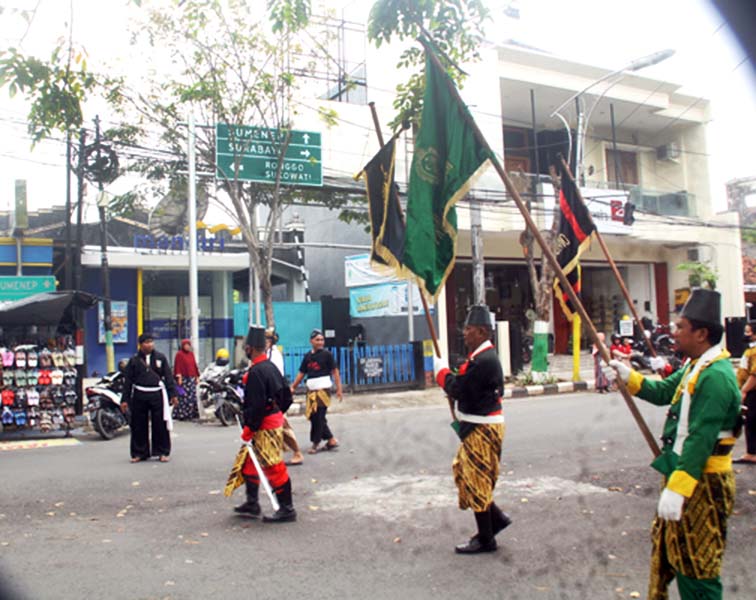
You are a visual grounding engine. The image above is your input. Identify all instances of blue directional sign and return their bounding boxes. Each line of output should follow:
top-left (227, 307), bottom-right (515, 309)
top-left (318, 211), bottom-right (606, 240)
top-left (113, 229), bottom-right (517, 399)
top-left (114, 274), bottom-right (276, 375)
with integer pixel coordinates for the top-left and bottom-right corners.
top-left (215, 123), bottom-right (322, 187)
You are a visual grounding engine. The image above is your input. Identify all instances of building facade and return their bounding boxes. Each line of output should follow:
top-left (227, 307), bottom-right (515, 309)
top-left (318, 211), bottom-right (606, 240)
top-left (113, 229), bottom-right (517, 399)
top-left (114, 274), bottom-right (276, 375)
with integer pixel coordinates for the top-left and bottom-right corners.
top-left (284, 34), bottom-right (744, 361)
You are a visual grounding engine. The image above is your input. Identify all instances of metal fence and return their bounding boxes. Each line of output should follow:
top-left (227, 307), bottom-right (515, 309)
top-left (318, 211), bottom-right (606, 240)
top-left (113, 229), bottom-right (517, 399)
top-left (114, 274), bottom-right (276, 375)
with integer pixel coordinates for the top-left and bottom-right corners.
top-left (283, 343), bottom-right (424, 392)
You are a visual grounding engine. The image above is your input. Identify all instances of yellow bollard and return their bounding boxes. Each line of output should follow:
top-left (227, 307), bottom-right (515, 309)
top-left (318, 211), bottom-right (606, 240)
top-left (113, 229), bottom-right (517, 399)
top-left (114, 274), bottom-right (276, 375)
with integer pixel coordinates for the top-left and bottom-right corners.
top-left (572, 314), bottom-right (581, 382)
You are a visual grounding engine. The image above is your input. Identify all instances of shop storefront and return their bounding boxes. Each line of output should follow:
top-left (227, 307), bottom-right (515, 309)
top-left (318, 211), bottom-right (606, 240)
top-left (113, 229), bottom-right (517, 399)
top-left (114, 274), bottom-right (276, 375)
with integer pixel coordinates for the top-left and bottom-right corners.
top-left (444, 258), bottom-right (667, 358)
top-left (0, 290), bottom-right (96, 434)
top-left (80, 238), bottom-right (305, 375)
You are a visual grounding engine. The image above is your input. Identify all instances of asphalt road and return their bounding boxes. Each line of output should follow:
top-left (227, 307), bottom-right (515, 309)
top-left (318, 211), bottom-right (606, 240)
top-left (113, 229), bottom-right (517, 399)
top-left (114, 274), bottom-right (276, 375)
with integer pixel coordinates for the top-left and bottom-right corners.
top-left (1, 391), bottom-right (754, 600)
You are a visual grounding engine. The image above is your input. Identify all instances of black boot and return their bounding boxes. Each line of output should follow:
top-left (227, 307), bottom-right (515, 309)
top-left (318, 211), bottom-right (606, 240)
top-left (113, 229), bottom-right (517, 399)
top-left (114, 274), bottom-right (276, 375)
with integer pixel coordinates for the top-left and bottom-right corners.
top-left (234, 478), bottom-right (261, 518)
top-left (263, 479), bottom-right (297, 523)
top-left (455, 510), bottom-right (497, 554)
top-left (490, 502), bottom-right (512, 536)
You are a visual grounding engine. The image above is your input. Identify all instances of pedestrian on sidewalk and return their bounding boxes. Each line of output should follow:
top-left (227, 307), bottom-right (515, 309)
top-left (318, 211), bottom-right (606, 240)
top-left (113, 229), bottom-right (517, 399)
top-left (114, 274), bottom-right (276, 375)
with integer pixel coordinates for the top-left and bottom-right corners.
top-left (592, 332), bottom-right (611, 393)
top-left (289, 329), bottom-right (342, 454)
top-left (121, 333), bottom-right (178, 463)
top-left (227, 326), bottom-right (296, 523)
top-left (606, 289), bottom-right (740, 600)
top-left (735, 321), bottom-right (756, 465)
top-left (266, 327), bottom-right (303, 466)
top-left (173, 338), bottom-right (200, 421)
top-left (433, 304), bottom-right (511, 555)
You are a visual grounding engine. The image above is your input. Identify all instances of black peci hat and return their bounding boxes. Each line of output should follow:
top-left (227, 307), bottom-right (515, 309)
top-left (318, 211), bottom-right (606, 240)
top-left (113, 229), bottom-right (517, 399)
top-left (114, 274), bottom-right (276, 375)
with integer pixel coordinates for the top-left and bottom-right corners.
top-left (138, 332), bottom-right (155, 344)
top-left (680, 288), bottom-right (721, 328)
top-left (246, 326), bottom-right (266, 348)
top-left (310, 329), bottom-right (323, 340)
top-left (464, 305), bottom-right (493, 329)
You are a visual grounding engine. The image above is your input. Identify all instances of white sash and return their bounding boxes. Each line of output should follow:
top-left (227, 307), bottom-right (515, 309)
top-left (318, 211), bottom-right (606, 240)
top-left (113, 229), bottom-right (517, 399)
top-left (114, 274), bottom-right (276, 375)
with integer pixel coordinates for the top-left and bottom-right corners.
top-left (134, 382), bottom-right (172, 432)
top-left (673, 345), bottom-right (722, 455)
top-left (454, 402), bottom-right (505, 424)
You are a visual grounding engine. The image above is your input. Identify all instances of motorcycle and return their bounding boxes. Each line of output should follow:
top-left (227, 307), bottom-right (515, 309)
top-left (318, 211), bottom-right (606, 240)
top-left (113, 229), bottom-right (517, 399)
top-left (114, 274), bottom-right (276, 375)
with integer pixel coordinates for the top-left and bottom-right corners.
top-left (86, 369), bottom-right (129, 440)
top-left (198, 367), bottom-right (244, 427)
top-left (631, 328), bottom-right (682, 376)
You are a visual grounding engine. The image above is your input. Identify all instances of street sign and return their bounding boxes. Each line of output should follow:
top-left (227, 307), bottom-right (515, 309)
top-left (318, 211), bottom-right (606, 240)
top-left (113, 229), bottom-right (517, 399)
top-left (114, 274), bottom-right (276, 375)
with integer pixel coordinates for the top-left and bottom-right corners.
top-left (215, 123), bottom-right (322, 187)
top-left (0, 276), bottom-right (56, 301)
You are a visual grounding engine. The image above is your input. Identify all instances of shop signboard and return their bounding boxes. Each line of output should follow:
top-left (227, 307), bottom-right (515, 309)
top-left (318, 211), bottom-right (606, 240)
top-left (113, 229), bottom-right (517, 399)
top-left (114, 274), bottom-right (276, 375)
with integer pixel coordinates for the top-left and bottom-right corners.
top-left (358, 356), bottom-right (383, 379)
top-left (0, 276), bottom-right (56, 301)
top-left (215, 123), bottom-right (322, 187)
top-left (349, 281), bottom-right (431, 318)
top-left (344, 254), bottom-right (400, 288)
top-left (674, 287), bottom-right (691, 312)
top-left (618, 319), bottom-right (634, 337)
top-left (98, 301), bottom-right (129, 344)
top-left (133, 233), bottom-right (226, 253)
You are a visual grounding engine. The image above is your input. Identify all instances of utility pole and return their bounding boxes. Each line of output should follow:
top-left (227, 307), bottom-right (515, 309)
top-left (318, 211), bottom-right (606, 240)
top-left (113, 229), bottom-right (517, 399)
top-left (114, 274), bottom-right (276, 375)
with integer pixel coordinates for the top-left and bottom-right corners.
top-left (74, 127), bottom-right (87, 412)
top-left (64, 132), bottom-right (73, 290)
top-left (94, 116), bottom-right (115, 373)
top-left (470, 195), bottom-right (485, 305)
top-left (187, 113), bottom-right (200, 358)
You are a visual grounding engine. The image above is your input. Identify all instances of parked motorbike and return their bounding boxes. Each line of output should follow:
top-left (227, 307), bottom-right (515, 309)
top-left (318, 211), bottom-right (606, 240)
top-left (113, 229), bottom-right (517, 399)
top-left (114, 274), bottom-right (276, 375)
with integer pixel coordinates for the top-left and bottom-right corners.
top-left (198, 367), bottom-right (244, 427)
top-left (86, 366), bottom-right (129, 440)
top-left (631, 327), bottom-right (682, 375)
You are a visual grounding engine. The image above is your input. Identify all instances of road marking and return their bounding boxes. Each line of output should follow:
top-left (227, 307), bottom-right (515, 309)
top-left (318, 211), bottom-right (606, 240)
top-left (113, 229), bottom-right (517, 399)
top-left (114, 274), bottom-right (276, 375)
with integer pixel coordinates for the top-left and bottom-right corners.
top-left (314, 474), bottom-right (607, 522)
top-left (0, 438), bottom-right (81, 451)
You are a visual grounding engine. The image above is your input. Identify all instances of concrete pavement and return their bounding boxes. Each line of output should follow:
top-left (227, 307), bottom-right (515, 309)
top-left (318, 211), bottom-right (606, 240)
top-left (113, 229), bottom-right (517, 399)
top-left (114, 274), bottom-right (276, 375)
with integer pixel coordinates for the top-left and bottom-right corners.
top-left (1, 391), bottom-right (755, 600)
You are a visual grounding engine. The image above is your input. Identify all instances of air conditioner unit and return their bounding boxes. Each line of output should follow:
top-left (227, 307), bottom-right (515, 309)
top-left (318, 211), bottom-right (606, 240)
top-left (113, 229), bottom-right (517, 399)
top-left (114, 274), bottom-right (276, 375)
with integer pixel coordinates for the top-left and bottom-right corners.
top-left (687, 246), bottom-right (712, 263)
top-left (656, 142), bottom-right (681, 162)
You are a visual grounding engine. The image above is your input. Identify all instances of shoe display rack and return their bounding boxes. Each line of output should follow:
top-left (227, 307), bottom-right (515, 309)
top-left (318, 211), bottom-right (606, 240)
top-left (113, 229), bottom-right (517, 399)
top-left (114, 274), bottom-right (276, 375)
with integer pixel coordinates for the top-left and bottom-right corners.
top-left (0, 341), bottom-right (79, 434)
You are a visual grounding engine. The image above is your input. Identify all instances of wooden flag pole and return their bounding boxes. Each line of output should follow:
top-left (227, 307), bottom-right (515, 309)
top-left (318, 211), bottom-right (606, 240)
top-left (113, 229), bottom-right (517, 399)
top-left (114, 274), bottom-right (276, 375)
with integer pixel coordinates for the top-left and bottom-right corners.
top-left (557, 155), bottom-right (659, 360)
top-left (421, 39), bottom-right (660, 456)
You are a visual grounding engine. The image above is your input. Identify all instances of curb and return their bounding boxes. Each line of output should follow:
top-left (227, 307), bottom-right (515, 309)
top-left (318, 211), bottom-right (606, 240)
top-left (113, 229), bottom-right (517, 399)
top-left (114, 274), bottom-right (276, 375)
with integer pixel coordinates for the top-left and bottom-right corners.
top-left (504, 379), bottom-right (593, 399)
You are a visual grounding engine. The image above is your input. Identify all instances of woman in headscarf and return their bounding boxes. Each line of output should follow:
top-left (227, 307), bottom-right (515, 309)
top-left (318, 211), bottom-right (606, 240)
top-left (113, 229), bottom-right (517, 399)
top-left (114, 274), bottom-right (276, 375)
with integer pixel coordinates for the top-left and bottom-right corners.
top-left (173, 338), bottom-right (200, 420)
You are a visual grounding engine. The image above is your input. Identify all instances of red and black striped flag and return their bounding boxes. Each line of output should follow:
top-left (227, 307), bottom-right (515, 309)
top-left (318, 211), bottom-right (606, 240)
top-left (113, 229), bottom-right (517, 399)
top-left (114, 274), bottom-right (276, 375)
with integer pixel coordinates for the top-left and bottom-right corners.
top-left (553, 161), bottom-right (595, 320)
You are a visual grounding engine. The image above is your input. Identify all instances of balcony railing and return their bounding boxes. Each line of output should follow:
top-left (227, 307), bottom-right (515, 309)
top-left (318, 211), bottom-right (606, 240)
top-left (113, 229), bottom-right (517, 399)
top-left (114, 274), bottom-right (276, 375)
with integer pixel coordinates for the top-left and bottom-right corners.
top-left (501, 171), bottom-right (697, 218)
top-left (628, 187), bottom-right (696, 218)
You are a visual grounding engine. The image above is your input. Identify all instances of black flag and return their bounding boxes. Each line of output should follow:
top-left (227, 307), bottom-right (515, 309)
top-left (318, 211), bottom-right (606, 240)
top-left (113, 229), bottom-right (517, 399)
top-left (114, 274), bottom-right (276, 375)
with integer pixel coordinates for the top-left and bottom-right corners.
top-left (355, 137), bottom-right (406, 272)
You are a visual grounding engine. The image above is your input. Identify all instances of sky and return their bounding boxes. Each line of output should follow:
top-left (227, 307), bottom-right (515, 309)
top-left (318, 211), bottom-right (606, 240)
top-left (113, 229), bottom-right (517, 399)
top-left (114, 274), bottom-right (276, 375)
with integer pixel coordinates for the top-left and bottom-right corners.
top-left (0, 0), bottom-right (754, 217)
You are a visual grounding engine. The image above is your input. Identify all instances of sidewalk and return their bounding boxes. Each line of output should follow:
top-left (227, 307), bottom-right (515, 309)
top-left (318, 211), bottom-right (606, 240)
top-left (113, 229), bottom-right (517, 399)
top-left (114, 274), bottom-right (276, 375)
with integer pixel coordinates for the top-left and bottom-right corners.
top-left (77, 354), bottom-right (599, 425)
top-left (280, 351), bottom-right (599, 417)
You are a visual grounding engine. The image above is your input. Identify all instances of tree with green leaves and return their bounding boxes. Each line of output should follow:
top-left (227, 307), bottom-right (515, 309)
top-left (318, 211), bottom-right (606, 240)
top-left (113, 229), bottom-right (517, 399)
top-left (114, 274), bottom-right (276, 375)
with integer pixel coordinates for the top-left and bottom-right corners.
top-left (111, 0), bottom-right (362, 327)
top-left (367, 0), bottom-right (489, 131)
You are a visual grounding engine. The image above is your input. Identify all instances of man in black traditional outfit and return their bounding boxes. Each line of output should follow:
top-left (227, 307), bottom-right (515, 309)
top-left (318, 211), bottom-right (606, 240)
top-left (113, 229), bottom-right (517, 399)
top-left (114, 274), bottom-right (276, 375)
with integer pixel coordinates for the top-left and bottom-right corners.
top-left (434, 305), bottom-right (511, 554)
top-left (121, 332), bottom-right (177, 463)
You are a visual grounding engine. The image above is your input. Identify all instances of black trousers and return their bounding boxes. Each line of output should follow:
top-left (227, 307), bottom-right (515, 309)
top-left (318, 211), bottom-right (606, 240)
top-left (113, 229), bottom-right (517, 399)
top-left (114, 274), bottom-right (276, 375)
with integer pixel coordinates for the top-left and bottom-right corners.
top-left (309, 405), bottom-right (333, 445)
top-left (745, 390), bottom-right (756, 455)
top-left (130, 391), bottom-right (171, 459)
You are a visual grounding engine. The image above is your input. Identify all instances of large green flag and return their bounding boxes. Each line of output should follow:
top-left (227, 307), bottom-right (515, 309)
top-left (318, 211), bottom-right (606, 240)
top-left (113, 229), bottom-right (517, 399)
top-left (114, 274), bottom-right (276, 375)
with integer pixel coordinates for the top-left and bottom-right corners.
top-left (404, 47), bottom-right (493, 300)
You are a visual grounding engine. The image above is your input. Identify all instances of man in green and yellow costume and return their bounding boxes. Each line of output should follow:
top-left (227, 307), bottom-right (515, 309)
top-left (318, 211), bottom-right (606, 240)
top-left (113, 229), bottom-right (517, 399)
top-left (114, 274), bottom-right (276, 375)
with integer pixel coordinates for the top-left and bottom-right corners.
top-left (607, 288), bottom-right (741, 600)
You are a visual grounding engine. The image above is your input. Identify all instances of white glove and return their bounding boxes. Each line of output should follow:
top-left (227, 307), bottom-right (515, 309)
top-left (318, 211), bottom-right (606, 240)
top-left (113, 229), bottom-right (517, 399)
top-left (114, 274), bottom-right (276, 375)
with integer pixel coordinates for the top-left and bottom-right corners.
top-left (657, 488), bottom-right (685, 521)
top-left (649, 356), bottom-right (667, 371)
top-left (433, 355), bottom-right (449, 378)
top-left (607, 359), bottom-right (631, 383)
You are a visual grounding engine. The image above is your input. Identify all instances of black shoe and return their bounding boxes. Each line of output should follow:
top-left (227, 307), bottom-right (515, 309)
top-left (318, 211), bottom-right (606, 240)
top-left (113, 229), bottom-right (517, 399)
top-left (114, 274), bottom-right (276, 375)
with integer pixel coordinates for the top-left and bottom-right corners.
top-left (263, 506), bottom-right (297, 523)
top-left (454, 535), bottom-right (497, 554)
top-left (492, 513), bottom-right (512, 536)
top-left (234, 501), bottom-right (261, 518)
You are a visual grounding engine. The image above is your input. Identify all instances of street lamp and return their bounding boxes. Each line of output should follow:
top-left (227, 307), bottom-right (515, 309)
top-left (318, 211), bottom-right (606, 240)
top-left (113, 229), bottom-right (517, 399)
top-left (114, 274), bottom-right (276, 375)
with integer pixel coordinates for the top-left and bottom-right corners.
top-left (550, 49), bottom-right (675, 185)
